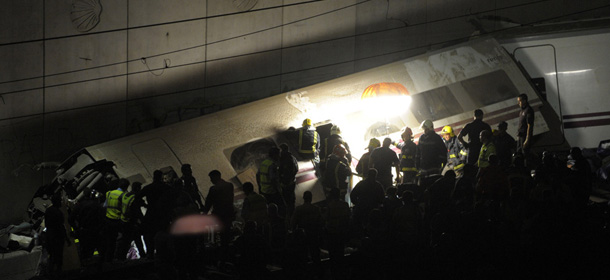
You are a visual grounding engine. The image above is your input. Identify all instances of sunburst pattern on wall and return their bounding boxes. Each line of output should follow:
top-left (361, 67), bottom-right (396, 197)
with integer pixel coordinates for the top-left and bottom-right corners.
top-left (70, 0), bottom-right (102, 32)
top-left (233, 0), bottom-right (258, 12)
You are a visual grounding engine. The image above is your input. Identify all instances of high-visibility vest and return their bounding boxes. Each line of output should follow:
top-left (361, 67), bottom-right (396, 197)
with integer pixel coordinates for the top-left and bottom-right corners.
top-left (105, 189), bottom-right (124, 220)
top-left (298, 128), bottom-right (318, 154)
top-left (120, 192), bottom-right (135, 222)
top-left (478, 142), bottom-right (496, 168)
top-left (259, 159), bottom-right (278, 194)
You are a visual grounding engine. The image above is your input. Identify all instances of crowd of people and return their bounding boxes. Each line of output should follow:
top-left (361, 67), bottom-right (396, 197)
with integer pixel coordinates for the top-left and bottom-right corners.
top-left (41, 94), bottom-right (610, 279)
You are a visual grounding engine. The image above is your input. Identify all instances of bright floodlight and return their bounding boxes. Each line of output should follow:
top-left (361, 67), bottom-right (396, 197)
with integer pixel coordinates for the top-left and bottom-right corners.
top-left (361, 82), bottom-right (412, 118)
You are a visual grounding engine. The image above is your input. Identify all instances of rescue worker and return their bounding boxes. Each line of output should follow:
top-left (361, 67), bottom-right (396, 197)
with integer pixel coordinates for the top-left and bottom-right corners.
top-left (370, 138), bottom-right (401, 190)
top-left (440, 125), bottom-right (467, 177)
top-left (494, 121), bottom-right (517, 168)
top-left (241, 182), bottom-right (269, 233)
top-left (458, 109), bottom-right (492, 165)
top-left (279, 143), bottom-right (299, 219)
top-left (477, 129), bottom-right (496, 170)
top-left (116, 182), bottom-right (146, 260)
top-left (322, 144), bottom-right (352, 200)
top-left (257, 146), bottom-right (286, 216)
top-left (204, 170), bottom-right (235, 247)
top-left (297, 118), bottom-right (321, 175)
top-left (416, 120), bottom-right (447, 176)
top-left (181, 164), bottom-right (204, 211)
top-left (356, 138), bottom-right (381, 178)
top-left (320, 125), bottom-right (352, 172)
top-left (103, 178), bottom-right (128, 262)
top-left (398, 127), bottom-right (418, 184)
top-left (517, 93), bottom-right (535, 159)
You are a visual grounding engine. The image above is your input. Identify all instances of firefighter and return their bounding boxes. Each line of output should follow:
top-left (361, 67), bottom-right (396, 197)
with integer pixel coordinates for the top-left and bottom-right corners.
top-left (398, 127), bottom-right (418, 184)
top-left (416, 120), bottom-right (447, 176)
top-left (356, 138), bottom-right (381, 178)
top-left (322, 144), bottom-right (352, 200)
top-left (440, 125), bottom-right (467, 178)
top-left (297, 118), bottom-right (321, 175)
top-left (320, 125), bottom-right (352, 172)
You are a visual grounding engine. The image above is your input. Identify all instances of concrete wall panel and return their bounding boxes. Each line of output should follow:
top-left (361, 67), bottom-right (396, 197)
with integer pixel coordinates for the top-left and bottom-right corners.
top-left (126, 89), bottom-right (207, 134)
top-left (127, 63), bottom-right (206, 100)
top-left (0, 116), bottom-right (44, 226)
top-left (207, 8), bottom-right (281, 60)
top-left (0, 0), bottom-right (43, 44)
top-left (282, 37), bottom-right (355, 73)
top-left (204, 76), bottom-right (281, 110)
top-left (44, 31), bottom-right (127, 79)
top-left (43, 103), bottom-right (127, 160)
top-left (280, 62), bottom-right (355, 94)
top-left (207, 0), bottom-right (283, 17)
top-left (282, 0), bottom-right (357, 48)
top-left (44, 76), bottom-right (126, 112)
top-left (45, 0), bottom-right (127, 38)
top-left (0, 90), bottom-right (44, 120)
top-left (205, 50), bottom-right (281, 87)
top-left (0, 42), bottom-right (43, 84)
top-left (129, 0), bottom-right (206, 27)
top-left (128, 19), bottom-right (206, 73)
top-left (354, 25), bottom-right (427, 60)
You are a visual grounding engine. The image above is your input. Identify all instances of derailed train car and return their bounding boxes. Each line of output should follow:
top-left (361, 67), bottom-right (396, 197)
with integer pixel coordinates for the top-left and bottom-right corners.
top-left (26, 36), bottom-right (567, 213)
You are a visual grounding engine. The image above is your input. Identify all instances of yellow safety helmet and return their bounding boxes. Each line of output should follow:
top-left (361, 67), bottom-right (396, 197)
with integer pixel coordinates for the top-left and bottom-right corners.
top-left (441, 126), bottom-right (455, 137)
top-left (420, 119), bottom-right (434, 131)
top-left (302, 118), bottom-right (312, 126)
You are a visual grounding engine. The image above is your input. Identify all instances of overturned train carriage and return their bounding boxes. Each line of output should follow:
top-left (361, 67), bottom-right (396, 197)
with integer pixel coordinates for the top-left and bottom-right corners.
top-left (31, 37), bottom-right (567, 212)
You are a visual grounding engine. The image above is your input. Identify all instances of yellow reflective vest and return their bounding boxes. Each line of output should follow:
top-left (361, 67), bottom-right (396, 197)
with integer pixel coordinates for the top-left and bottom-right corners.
top-left (258, 159), bottom-right (279, 194)
top-left (478, 142), bottom-right (496, 168)
top-left (120, 192), bottom-right (135, 222)
top-left (105, 189), bottom-right (124, 220)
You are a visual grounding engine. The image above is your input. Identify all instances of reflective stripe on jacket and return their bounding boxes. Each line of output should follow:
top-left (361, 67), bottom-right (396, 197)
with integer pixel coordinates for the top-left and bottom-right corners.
top-left (298, 128), bottom-right (319, 154)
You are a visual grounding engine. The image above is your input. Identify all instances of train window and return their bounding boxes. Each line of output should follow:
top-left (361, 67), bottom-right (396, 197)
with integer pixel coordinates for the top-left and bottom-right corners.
top-left (460, 70), bottom-right (519, 106)
top-left (410, 86), bottom-right (463, 123)
top-left (531, 77), bottom-right (547, 101)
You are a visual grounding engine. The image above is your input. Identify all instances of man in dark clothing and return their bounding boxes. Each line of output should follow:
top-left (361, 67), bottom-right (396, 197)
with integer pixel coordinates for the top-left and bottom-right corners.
top-left (139, 170), bottom-right (168, 258)
top-left (458, 109), bottom-right (492, 165)
top-left (181, 164), bottom-right (204, 211)
top-left (241, 182), bottom-right (268, 231)
top-left (370, 138), bottom-right (400, 189)
top-left (517, 93), bottom-right (535, 155)
top-left (69, 188), bottom-right (103, 261)
top-left (324, 187), bottom-right (350, 279)
top-left (279, 143), bottom-right (299, 219)
top-left (350, 169), bottom-right (385, 229)
top-left (494, 121), bottom-right (517, 168)
top-left (45, 193), bottom-right (71, 277)
top-left (204, 170), bottom-right (235, 247)
top-left (417, 120), bottom-right (447, 175)
top-left (323, 144), bottom-right (352, 200)
top-left (426, 170), bottom-right (456, 216)
top-left (398, 127), bottom-right (418, 184)
top-left (291, 191), bottom-right (323, 272)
